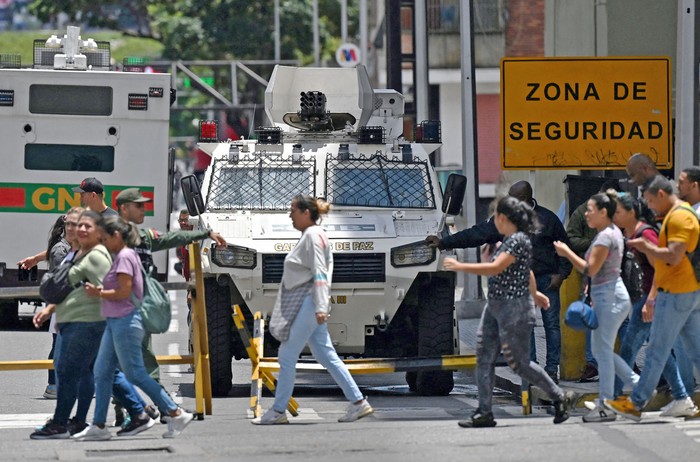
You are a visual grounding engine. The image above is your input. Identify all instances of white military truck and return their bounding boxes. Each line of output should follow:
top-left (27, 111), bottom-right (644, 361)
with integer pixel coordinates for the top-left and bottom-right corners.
top-left (182, 65), bottom-right (467, 396)
top-left (0, 27), bottom-right (172, 323)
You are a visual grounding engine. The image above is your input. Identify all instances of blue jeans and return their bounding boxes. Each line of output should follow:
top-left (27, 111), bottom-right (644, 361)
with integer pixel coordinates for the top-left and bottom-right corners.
top-left (631, 289), bottom-right (700, 408)
top-left (585, 308), bottom-right (629, 366)
top-left (674, 340), bottom-right (696, 397)
top-left (477, 296), bottom-right (564, 413)
top-left (273, 295), bottom-right (363, 413)
top-left (529, 274), bottom-right (561, 374)
top-left (112, 370), bottom-right (148, 417)
top-left (93, 309), bottom-right (177, 425)
top-left (53, 321), bottom-right (106, 425)
top-left (590, 279), bottom-right (638, 401)
top-left (614, 296), bottom-right (689, 399)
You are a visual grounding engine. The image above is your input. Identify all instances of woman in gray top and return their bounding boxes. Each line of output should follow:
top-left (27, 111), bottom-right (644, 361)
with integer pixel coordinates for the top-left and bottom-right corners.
top-left (555, 192), bottom-right (639, 423)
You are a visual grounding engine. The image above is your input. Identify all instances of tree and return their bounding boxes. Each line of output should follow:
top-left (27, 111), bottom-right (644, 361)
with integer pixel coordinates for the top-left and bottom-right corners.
top-left (29, 0), bottom-right (359, 63)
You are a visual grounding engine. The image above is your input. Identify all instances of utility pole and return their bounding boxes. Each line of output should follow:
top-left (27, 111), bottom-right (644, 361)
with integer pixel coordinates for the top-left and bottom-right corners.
top-left (675, 0), bottom-right (699, 171)
top-left (274, 0), bottom-right (280, 62)
top-left (313, 0), bottom-right (320, 66)
top-left (458, 0), bottom-right (482, 310)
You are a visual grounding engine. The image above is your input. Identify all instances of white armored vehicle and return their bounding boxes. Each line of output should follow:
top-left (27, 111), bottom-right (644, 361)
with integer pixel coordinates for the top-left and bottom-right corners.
top-left (182, 65), bottom-right (466, 396)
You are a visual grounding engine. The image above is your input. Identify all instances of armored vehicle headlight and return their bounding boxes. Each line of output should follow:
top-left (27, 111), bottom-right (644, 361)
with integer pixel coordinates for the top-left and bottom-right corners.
top-left (211, 245), bottom-right (257, 269)
top-left (390, 241), bottom-right (436, 267)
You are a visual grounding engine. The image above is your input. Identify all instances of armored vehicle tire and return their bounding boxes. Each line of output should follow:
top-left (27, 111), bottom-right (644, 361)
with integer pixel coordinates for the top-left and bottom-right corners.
top-left (415, 274), bottom-right (455, 396)
top-left (204, 277), bottom-right (233, 397)
top-left (405, 371), bottom-right (417, 392)
top-left (0, 302), bottom-right (18, 327)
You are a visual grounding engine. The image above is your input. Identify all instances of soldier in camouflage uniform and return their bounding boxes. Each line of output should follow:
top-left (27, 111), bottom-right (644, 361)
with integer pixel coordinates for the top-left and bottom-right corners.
top-left (114, 188), bottom-right (226, 381)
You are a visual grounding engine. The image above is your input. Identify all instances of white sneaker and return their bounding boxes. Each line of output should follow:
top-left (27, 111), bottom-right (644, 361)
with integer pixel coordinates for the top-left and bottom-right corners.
top-left (338, 399), bottom-right (374, 423)
top-left (584, 401), bottom-right (597, 411)
top-left (660, 397), bottom-right (698, 417)
top-left (252, 408), bottom-right (289, 425)
top-left (162, 409), bottom-right (194, 438)
top-left (72, 424), bottom-right (112, 441)
top-left (582, 406), bottom-right (616, 423)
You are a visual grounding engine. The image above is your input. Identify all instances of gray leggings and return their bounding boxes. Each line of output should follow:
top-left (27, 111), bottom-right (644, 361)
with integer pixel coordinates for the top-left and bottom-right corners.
top-left (476, 295), bottom-right (564, 413)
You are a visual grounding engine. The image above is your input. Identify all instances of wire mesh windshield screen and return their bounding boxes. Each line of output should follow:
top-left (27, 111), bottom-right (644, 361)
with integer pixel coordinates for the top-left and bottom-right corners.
top-left (325, 154), bottom-right (436, 208)
top-left (206, 156), bottom-right (315, 210)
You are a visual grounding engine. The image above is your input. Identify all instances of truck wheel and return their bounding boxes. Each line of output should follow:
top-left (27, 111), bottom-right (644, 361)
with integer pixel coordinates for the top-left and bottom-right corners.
top-left (0, 302), bottom-right (18, 327)
top-left (204, 278), bottom-right (233, 397)
top-left (405, 371), bottom-right (417, 392)
top-left (415, 274), bottom-right (455, 396)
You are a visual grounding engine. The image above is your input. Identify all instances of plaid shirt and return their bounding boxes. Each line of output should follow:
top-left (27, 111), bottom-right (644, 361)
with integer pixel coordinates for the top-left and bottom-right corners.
top-left (269, 281), bottom-right (313, 342)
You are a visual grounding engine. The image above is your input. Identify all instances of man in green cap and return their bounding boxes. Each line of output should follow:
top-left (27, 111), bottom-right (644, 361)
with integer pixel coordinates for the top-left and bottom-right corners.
top-left (115, 187), bottom-right (226, 380)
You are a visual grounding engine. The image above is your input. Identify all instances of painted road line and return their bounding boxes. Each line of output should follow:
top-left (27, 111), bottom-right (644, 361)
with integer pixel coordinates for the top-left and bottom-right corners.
top-left (0, 414), bottom-right (51, 429)
top-left (168, 343), bottom-right (183, 378)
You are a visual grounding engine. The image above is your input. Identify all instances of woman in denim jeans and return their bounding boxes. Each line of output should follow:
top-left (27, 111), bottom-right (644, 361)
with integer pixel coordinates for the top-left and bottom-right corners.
top-left (444, 197), bottom-right (573, 428)
top-left (253, 195), bottom-right (373, 425)
top-left (75, 217), bottom-right (193, 441)
top-left (30, 210), bottom-right (112, 439)
top-left (555, 192), bottom-right (639, 422)
top-left (611, 192), bottom-right (696, 417)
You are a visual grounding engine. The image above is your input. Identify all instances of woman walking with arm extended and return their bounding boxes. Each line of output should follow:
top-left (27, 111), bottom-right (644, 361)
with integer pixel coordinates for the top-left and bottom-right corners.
top-left (74, 217), bottom-right (193, 441)
top-left (554, 192), bottom-right (639, 422)
top-left (253, 194), bottom-right (373, 425)
top-left (443, 196), bottom-right (573, 428)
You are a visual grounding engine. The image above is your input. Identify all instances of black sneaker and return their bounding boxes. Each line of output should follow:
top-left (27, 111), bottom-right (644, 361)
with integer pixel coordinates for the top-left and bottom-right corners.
top-left (579, 363), bottom-right (599, 383)
top-left (144, 405), bottom-right (160, 422)
top-left (67, 418), bottom-right (88, 436)
top-left (458, 410), bottom-right (497, 428)
top-left (547, 370), bottom-right (560, 385)
top-left (30, 421), bottom-right (70, 440)
top-left (117, 415), bottom-right (155, 437)
top-left (553, 391), bottom-right (575, 424)
top-left (113, 404), bottom-right (126, 427)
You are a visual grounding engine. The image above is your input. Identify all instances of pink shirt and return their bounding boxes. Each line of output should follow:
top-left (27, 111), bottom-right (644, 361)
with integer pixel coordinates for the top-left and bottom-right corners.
top-left (101, 247), bottom-right (143, 318)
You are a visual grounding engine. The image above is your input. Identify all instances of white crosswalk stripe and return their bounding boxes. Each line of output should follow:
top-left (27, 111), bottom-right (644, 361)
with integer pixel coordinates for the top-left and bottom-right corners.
top-left (0, 414), bottom-right (51, 429)
top-left (246, 408), bottom-right (324, 422)
top-left (675, 421), bottom-right (700, 443)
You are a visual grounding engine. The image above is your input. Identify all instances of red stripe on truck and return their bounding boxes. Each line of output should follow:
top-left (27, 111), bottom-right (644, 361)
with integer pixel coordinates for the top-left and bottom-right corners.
top-left (0, 188), bottom-right (26, 207)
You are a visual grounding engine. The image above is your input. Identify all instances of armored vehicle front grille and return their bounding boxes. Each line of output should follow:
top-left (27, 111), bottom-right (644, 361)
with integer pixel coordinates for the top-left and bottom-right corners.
top-left (262, 253), bottom-right (386, 284)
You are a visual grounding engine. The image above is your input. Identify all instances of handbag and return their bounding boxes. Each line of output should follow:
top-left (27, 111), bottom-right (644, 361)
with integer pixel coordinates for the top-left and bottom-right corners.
top-left (131, 263), bottom-right (171, 334)
top-left (39, 253), bottom-right (80, 304)
top-left (564, 283), bottom-right (598, 331)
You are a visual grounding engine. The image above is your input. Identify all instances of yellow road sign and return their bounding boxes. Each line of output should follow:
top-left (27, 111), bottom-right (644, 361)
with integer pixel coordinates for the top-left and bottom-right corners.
top-left (501, 57), bottom-right (672, 170)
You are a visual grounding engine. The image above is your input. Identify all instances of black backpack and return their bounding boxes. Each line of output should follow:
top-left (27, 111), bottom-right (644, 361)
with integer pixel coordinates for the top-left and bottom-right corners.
top-left (664, 205), bottom-right (700, 282)
top-left (621, 224), bottom-right (656, 303)
top-left (39, 253), bottom-right (80, 304)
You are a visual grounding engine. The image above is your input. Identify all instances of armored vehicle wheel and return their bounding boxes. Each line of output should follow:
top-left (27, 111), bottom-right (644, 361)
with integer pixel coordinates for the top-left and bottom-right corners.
top-left (204, 278), bottom-right (233, 397)
top-left (415, 274), bottom-right (455, 396)
top-left (405, 371), bottom-right (417, 392)
top-left (0, 302), bottom-right (18, 327)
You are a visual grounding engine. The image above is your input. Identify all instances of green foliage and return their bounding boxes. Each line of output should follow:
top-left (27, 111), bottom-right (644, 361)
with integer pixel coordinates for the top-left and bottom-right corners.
top-left (27, 0), bottom-right (358, 63)
top-left (0, 30), bottom-right (163, 67)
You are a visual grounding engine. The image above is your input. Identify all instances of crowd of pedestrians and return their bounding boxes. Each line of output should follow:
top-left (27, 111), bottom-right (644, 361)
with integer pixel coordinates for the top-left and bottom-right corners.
top-left (439, 153), bottom-right (699, 427)
top-left (19, 152), bottom-right (700, 434)
top-left (21, 178), bottom-right (226, 440)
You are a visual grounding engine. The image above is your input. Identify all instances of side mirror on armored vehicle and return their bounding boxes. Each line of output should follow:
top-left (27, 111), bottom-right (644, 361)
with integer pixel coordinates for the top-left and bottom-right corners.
top-left (181, 174), bottom-right (205, 217)
top-left (441, 174), bottom-right (467, 215)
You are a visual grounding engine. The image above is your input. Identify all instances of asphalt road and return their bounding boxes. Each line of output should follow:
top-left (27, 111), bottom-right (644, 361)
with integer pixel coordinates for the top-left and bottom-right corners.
top-left (1, 249), bottom-right (699, 461)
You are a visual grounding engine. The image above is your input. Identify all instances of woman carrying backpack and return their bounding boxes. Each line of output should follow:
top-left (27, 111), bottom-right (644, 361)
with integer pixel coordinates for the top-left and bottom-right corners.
top-left (74, 217), bottom-right (193, 441)
top-left (611, 191), bottom-right (697, 417)
top-left (554, 192), bottom-right (639, 423)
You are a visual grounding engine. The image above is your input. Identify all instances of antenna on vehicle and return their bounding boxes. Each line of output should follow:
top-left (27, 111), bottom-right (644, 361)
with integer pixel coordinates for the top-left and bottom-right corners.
top-left (248, 104), bottom-right (257, 139)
